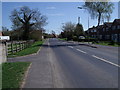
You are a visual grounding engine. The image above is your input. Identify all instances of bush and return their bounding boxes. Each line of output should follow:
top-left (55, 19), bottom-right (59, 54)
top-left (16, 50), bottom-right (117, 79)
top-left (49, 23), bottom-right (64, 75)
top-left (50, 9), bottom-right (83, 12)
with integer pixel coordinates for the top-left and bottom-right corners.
top-left (73, 36), bottom-right (78, 41)
top-left (108, 40), bottom-right (115, 45)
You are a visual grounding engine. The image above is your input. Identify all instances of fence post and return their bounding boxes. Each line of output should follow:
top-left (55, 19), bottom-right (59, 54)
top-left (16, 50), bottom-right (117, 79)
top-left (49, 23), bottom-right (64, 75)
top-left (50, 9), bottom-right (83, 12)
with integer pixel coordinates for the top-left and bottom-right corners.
top-left (22, 41), bottom-right (24, 50)
top-left (24, 41), bottom-right (25, 49)
top-left (6, 42), bottom-right (8, 56)
top-left (11, 42), bottom-right (13, 54)
top-left (15, 42), bottom-right (17, 52)
top-left (19, 42), bottom-right (21, 51)
top-left (19, 41), bottom-right (20, 51)
top-left (21, 42), bottom-right (22, 50)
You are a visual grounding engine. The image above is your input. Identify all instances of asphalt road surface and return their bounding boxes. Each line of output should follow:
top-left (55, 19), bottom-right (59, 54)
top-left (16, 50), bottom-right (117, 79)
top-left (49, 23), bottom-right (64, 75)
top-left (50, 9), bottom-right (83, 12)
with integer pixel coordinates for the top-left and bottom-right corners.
top-left (9, 38), bottom-right (119, 88)
top-left (45, 38), bottom-right (119, 88)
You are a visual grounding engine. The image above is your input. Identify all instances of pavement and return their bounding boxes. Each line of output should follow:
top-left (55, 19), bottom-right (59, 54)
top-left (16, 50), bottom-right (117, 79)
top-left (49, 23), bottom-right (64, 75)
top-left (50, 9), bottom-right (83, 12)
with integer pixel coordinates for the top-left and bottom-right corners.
top-left (0, 43), bottom-right (7, 63)
top-left (8, 38), bottom-right (119, 88)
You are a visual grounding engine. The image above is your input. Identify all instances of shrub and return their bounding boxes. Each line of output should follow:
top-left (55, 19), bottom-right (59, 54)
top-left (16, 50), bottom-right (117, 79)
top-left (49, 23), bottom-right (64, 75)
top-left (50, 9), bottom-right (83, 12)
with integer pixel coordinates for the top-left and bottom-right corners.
top-left (73, 36), bottom-right (78, 41)
top-left (108, 40), bottom-right (115, 45)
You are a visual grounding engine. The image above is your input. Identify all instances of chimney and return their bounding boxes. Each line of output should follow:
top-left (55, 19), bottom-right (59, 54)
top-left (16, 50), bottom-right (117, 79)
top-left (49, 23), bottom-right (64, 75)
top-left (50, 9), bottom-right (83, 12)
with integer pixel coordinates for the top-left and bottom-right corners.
top-left (78, 17), bottom-right (80, 24)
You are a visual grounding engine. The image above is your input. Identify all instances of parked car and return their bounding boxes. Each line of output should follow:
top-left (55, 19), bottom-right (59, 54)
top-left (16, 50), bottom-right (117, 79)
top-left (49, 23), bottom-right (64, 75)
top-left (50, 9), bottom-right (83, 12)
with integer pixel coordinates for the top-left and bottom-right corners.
top-left (79, 36), bottom-right (85, 39)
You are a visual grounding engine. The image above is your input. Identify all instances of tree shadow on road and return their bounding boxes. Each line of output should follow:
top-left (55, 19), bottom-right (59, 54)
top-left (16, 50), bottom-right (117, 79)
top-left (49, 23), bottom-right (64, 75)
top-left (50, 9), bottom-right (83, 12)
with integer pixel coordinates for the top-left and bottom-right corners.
top-left (41, 43), bottom-right (87, 48)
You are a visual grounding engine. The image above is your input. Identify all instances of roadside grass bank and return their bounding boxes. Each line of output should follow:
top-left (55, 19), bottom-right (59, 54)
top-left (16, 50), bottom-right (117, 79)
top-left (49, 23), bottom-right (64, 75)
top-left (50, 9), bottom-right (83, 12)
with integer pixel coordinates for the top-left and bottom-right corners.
top-left (8, 40), bottom-right (44, 58)
top-left (2, 62), bottom-right (31, 89)
top-left (59, 38), bottom-right (67, 41)
top-left (94, 41), bottom-right (120, 47)
top-left (59, 38), bottom-right (120, 47)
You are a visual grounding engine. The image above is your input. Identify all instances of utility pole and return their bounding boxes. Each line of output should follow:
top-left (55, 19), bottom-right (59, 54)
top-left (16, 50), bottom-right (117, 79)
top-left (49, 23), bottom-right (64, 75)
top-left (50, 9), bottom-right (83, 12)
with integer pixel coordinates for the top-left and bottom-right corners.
top-left (78, 6), bottom-right (90, 44)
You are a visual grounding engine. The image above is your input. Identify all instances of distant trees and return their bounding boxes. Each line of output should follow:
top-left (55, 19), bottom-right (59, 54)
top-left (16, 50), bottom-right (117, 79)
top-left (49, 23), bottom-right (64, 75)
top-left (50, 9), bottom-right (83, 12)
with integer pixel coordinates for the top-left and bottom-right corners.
top-left (2, 27), bottom-right (10, 36)
top-left (29, 30), bottom-right (42, 41)
top-left (74, 23), bottom-right (84, 38)
top-left (10, 6), bottom-right (47, 40)
top-left (51, 30), bottom-right (56, 38)
top-left (61, 22), bottom-right (76, 40)
top-left (83, 1), bottom-right (114, 26)
top-left (60, 22), bottom-right (84, 40)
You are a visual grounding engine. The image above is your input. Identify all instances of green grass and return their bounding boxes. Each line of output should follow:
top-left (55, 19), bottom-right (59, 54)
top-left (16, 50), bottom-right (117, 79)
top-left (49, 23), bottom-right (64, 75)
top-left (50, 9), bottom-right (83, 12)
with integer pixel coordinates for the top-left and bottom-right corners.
top-left (59, 38), bottom-right (67, 41)
top-left (95, 42), bottom-right (120, 47)
top-left (8, 41), bottom-right (44, 57)
top-left (2, 62), bottom-right (31, 89)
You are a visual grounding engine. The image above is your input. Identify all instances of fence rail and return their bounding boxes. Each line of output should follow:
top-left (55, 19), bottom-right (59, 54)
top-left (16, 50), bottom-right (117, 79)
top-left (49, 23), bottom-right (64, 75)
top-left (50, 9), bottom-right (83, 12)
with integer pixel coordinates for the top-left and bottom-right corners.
top-left (4, 40), bottom-right (34, 55)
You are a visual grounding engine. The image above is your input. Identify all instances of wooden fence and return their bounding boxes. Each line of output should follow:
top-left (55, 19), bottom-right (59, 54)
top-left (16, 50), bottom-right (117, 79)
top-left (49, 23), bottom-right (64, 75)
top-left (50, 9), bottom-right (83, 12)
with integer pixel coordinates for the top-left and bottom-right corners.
top-left (5, 40), bottom-right (34, 55)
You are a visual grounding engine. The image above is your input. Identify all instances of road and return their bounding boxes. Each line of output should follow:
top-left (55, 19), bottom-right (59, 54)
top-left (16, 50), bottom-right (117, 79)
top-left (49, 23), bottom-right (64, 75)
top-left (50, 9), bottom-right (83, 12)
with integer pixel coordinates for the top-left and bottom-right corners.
top-left (46, 38), bottom-right (119, 88)
top-left (8, 38), bottom-right (119, 88)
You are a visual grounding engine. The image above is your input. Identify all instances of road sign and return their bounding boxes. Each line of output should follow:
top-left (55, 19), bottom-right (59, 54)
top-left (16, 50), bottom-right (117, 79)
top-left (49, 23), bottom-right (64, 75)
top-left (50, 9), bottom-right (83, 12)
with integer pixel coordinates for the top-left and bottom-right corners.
top-left (0, 36), bottom-right (10, 40)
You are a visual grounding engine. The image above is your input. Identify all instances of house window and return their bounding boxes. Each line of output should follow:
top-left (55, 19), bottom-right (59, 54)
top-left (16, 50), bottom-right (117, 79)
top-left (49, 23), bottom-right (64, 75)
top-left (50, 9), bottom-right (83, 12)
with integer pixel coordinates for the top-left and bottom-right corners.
top-left (106, 27), bottom-right (109, 31)
top-left (94, 29), bottom-right (96, 32)
top-left (103, 28), bottom-right (105, 31)
top-left (112, 34), bottom-right (118, 42)
top-left (117, 25), bottom-right (120, 29)
top-left (118, 34), bottom-right (120, 42)
top-left (112, 26), bottom-right (116, 30)
top-left (106, 35), bottom-right (110, 39)
top-left (114, 34), bottom-right (118, 42)
top-left (99, 35), bottom-right (102, 39)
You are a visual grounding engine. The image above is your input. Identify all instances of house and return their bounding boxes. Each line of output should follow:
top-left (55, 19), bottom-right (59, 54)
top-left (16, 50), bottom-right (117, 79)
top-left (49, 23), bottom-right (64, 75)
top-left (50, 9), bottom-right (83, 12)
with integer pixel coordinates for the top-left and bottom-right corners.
top-left (110, 19), bottom-right (120, 42)
top-left (86, 19), bottom-right (120, 42)
top-left (86, 26), bottom-right (97, 38)
top-left (98, 22), bottom-right (112, 41)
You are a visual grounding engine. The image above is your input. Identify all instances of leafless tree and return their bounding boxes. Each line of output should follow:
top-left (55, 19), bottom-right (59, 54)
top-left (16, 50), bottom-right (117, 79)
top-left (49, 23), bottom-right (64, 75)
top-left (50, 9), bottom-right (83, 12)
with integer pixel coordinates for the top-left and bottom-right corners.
top-left (10, 6), bottom-right (47, 40)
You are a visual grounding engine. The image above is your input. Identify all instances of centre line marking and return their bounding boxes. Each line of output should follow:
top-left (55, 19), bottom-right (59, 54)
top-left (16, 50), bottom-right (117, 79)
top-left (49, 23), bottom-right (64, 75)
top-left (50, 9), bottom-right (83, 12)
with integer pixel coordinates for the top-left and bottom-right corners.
top-left (68, 46), bottom-right (73, 48)
top-left (76, 49), bottom-right (87, 54)
top-left (92, 55), bottom-right (120, 68)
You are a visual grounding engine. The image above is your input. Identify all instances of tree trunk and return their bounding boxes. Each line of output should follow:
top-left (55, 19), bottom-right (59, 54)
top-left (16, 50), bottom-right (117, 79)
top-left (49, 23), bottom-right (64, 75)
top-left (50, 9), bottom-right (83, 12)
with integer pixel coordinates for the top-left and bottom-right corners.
top-left (97, 12), bottom-right (101, 40)
top-left (98, 12), bottom-right (101, 26)
top-left (23, 24), bottom-right (29, 40)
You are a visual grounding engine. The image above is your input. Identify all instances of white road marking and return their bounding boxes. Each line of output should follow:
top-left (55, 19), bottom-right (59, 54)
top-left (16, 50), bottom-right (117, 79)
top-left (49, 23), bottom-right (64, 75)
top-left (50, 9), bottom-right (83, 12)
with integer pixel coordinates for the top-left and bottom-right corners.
top-left (62, 42), bottom-right (66, 44)
top-left (76, 49), bottom-right (87, 54)
top-left (68, 46), bottom-right (73, 48)
top-left (92, 55), bottom-right (120, 68)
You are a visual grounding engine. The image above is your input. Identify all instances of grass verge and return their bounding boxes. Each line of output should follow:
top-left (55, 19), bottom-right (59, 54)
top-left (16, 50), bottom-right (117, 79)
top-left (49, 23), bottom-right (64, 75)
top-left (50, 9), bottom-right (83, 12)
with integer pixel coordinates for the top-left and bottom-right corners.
top-left (2, 62), bottom-right (31, 89)
top-left (8, 41), bottom-right (44, 57)
top-left (59, 38), bottom-right (67, 41)
top-left (94, 42), bottom-right (120, 47)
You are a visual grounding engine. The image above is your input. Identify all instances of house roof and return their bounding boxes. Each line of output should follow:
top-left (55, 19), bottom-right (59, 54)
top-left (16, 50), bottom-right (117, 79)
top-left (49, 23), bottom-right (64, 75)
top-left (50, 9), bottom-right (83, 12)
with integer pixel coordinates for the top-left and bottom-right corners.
top-left (113, 19), bottom-right (120, 24)
top-left (104, 22), bottom-right (113, 27)
top-left (96, 25), bottom-right (104, 29)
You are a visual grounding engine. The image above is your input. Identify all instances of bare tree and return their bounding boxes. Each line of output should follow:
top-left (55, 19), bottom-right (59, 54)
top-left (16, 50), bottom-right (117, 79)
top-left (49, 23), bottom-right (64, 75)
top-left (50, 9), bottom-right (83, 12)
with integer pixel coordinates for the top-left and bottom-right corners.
top-left (61, 22), bottom-right (76, 40)
top-left (10, 6), bottom-right (47, 40)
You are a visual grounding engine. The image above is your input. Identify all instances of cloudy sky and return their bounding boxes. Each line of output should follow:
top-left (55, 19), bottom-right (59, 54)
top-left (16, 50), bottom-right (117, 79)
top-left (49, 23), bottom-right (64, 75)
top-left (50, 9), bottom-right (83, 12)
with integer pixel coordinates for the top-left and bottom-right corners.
top-left (1, 1), bottom-right (119, 34)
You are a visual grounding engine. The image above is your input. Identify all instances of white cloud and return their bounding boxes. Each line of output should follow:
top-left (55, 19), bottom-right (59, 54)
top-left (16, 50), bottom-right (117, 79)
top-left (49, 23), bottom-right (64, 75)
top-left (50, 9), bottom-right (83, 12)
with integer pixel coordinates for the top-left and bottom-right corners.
top-left (47, 13), bottom-right (64, 16)
top-left (46, 7), bottom-right (56, 10)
